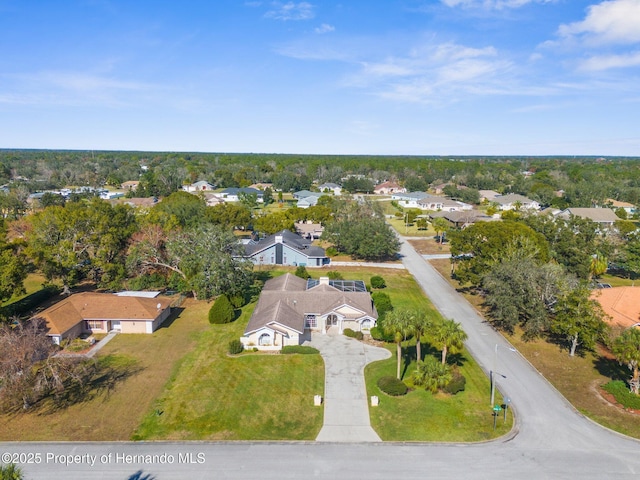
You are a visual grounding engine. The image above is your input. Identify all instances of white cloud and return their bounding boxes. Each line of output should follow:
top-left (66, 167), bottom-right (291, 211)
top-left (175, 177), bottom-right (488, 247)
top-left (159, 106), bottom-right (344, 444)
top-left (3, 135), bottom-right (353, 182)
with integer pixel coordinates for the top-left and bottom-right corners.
top-left (265, 2), bottom-right (315, 21)
top-left (558, 0), bottom-right (640, 45)
top-left (314, 23), bottom-right (335, 34)
top-left (578, 51), bottom-right (640, 71)
top-left (440, 0), bottom-right (556, 10)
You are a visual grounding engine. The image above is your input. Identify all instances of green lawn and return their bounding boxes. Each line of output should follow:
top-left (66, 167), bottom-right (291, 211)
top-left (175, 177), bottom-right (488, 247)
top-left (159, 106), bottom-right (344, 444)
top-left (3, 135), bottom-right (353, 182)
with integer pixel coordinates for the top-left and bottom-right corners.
top-left (133, 302), bottom-right (324, 440)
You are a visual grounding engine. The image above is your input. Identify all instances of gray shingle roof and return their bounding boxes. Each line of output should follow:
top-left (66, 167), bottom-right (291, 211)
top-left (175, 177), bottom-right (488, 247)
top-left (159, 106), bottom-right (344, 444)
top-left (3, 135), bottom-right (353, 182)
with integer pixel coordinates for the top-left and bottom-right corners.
top-left (244, 230), bottom-right (326, 258)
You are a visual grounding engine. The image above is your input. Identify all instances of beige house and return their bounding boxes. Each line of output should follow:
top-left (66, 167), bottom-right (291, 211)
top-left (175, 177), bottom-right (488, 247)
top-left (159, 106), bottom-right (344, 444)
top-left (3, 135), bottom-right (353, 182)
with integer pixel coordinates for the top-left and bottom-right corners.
top-left (241, 274), bottom-right (378, 351)
top-left (558, 208), bottom-right (619, 226)
top-left (37, 292), bottom-right (173, 344)
top-left (374, 181), bottom-right (405, 195)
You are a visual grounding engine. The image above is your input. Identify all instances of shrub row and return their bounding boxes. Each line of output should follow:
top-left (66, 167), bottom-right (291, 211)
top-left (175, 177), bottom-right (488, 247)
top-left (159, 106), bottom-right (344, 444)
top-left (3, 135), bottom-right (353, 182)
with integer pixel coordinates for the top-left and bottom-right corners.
top-left (281, 345), bottom-right (319, 355)
top-left (343, 328), bottom-right (364, 340)
top-left (377, 376), bottom-right (408, 396)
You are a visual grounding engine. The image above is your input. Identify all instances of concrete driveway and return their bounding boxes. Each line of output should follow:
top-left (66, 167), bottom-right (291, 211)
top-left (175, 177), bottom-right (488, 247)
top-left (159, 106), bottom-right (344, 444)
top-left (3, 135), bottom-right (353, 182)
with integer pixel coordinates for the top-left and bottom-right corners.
top-left (310, 333), bottom-right (391, 442)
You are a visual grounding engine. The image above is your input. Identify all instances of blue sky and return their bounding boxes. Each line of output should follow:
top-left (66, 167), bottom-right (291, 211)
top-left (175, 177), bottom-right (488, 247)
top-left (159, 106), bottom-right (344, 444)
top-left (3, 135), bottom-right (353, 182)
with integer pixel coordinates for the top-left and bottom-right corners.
top-left (0, 0), bottom-right (639, 155)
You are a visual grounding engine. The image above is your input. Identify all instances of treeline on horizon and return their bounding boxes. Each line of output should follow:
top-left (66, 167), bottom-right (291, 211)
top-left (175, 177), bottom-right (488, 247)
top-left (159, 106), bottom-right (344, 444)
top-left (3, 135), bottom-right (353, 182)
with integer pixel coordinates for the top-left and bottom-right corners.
top-left (1, 148), bottom-right (640, 208)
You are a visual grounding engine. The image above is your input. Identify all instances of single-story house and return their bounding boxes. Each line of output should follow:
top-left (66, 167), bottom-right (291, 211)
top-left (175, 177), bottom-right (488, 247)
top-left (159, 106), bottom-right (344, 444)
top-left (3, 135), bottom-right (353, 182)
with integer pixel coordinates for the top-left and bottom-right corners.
top-left (558, 208), bottom-right (619, 226)
top-left (242, 230), bottom-right (329, 267)
top-left (241, 274), bottom-right (378, 351)
top-left (479, 190), bottom-right (501, 203)
top-left (317, 183), bottom-right (342, 195)
top-left (293, 190), bottom-right (323, 200)
top-left (36, 292), bottom-right (173, 345)
top-left (183, 180), bottom-right (216, 192)
top-left (417, 195), bottom-right (473, 212)
top-left (606, 199), bottom-right (636, 215)
top-left (202, 192), bottom-right (225, 207)
top-left (429, 210), bottom-right (496, 228)
top-left (390, 191), bottom-right (430, 208)
top-left (297, 195), bottom-right (319, 209)
top-left (492, 194), bottom-right (540, 211)
top-left (591, 286), bottom-right (640, 330)
top-left (121, 181), bottom-right (140, 191)
top-left (374, 181), bottom-right (405, 195)
top-left (294, 221), bottom-right (324, 239)
top-left (219, 187), bottom-right (264, 203)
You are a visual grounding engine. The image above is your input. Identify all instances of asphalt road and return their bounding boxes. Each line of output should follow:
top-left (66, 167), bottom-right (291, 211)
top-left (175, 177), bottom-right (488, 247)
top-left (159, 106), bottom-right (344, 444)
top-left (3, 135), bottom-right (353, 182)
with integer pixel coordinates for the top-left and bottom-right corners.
top-left (2, 237), bottom-right (640, 479)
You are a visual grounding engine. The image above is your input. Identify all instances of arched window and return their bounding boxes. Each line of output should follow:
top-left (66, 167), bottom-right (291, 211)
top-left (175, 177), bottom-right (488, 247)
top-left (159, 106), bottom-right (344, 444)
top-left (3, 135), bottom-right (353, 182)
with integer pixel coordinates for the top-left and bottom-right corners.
top-left (361, 319), bottom-right (371, 330)
top-left (258, 333), bottom-right (271, 346)
top-left (327, 314), bottom-right (338, 326)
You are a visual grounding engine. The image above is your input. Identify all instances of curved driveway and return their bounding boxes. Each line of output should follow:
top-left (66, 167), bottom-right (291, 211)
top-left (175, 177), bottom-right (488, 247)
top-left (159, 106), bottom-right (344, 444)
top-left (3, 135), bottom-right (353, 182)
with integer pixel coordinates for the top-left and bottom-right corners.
top-left (4, 237), bottom-right (640, 479)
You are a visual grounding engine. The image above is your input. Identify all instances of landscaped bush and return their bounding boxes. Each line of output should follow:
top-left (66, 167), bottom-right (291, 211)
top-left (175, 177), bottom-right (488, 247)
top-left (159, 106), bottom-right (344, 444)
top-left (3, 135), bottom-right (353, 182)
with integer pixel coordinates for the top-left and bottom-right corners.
top-left (294, 265), bottom-right (311, 279)
top-left (281, 345), bottom-right (319, 355)
top-left (229, 294), bottom-right (246, 309)
top-left (208, 294), bottom-right (235, 324)
top-left (371, 291), bottom-right (393, 318)
top-left (370, 275), bottom-right (386, 289)
top-left (327, 270), bottom-right (343, 280)
top-left (603, 380), bottom-right (640, 410)
top-left (228, 339), bottom-right (244, 355)
top-left (443, 370), bottom-right (466, 395)
top-left (370, 325), bottom-right (395, 343)
top-left (343, 328), bottom-right (364, 340)
top-left (377, 376), bottom-right (408, 396)
top-left (325, 247), bottom-right (338, 257)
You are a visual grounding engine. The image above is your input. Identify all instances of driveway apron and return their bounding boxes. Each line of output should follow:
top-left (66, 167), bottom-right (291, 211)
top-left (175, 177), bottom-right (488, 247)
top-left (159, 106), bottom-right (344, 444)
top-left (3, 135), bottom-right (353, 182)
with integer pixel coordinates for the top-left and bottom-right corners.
top-left (311, 333), bottom-right (391, 442)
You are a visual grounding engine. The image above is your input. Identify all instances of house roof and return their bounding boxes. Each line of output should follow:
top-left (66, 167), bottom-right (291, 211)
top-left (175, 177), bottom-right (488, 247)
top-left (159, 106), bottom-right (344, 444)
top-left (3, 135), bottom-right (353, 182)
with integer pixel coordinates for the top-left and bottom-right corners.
top-left (591, 287), bottom-right (640, 329)
top-left (293, 190), bottom-right (323, 199)
top-left (493, 193), bottom-right (536, 205)
top-left (318, 183), bottom-right (340, 189)
top-left (220, 187), bottom-right (263, 196)
top-left (560, 208), bottom-right (619, 223)
top-left (244, 230), bottom-right (326, 259)
top-left (430, 210), bottom-right (494, 224)
top-left (36, 292), bottom-right (173, 336)
top-left (245, 274), bottom-right (377, 335)
top-left (393, 191), bottom-right (430, 200)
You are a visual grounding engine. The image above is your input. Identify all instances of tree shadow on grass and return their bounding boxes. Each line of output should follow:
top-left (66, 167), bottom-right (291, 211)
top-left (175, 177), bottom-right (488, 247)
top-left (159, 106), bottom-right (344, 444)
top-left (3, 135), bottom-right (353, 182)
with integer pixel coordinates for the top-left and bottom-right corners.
top-left (593, 355), bottom-right (628, 382)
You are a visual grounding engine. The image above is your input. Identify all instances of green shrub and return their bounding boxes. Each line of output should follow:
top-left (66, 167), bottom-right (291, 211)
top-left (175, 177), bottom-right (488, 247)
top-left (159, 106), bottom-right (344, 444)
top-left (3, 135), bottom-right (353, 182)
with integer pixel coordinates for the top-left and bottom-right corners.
top-left (229, 294), bottom-right (246, 308)
top-left (371, 291), bottom-right (393, 318)
top-left (327, 270), bottom-right (343, 280)
top-left (443, 370), bottom-right (466, 395)
top-left (377, 376), bottom-right (408, 396)
top-left (326, 247), bottom-right (338, 257)
top-left (1, 284), bottom-right (60, 319)
top-left (370, 275), bottom-right (386, 289)
top-left (603, 380), bottom-right (640, 410)
top-left (370, 325), bottom-right (395, 343)
top-left (281, 345), bottom-right (319, 355)
top-left (343, 328), bottom-right (364, 340)
top-left (228, 339), bottom-right (244, 355)
top-left (294, 265), bottom-right (311, 279)
top-left (208, 294), bottom-right (235, 324)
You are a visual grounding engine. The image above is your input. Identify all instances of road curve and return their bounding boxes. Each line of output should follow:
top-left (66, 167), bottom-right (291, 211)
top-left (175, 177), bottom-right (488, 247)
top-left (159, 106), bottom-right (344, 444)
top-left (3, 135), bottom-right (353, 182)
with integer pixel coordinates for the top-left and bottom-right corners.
top-left (3, 238), bottom-right (640, 479)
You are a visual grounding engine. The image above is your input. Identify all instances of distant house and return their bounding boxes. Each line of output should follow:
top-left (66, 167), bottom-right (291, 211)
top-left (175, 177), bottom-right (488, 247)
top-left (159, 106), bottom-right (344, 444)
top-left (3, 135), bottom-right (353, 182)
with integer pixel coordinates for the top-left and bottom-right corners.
top-left (558, 208), bottom-right (619, 227)
top-left (606, 198), bottom-right (636, 216)
top-left (429, 210), bottom-right (496, 228)
top-left (202, 192), bottom-right (225, 207)
top-left (297, 196), bottom-right (319, 208)
top-left (374, 181), bottom-right (405, 195)
top-left (36, 292), bottom-right (173, 345)
top-left (294, 221), bottom-right (324, 239)
top-left (417, 195), bottom-right (472, 212)
top-left (112, 197), bottom-right (159, 210)
top-left (317, 183), bottom-right (342, 195)
top-left (183, 180), bottom-right (216, 193)
top-left (242, 230), bottom-right (329, 267)
top-left (219, 187), bottom-right (263, 203)
top-left (492, 194), bottom-right (540, 211)
top-left (479, 190), bottom-right (501, 203)
top-left (293, 190), bottom-right (322, 200)
top-left (121, 181), bottom-right (140, 191)
top-left (241, 274), bottom-right (378, 351)
top-left (390, 191), bottom-right (430, 208)
top-left (591, 287), bottom-right (640, 330)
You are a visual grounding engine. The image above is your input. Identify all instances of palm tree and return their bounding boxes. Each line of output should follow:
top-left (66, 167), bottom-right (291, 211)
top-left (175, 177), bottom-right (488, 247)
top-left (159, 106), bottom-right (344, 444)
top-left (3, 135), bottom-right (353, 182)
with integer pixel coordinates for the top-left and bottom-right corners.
top-left (383, 309), bottom-right (413, 379)
top-left (408, 309), bottom-right (432, 362)
top-left (412, 356), bottom-right (452, 393)
top-left (589, 252), bottom-right (608, 281)
top-left (613, 327), bottom-right (640, 395)
top-left (0, 463), bottom-right (24, 480)
top-left (431, 217), bottom-right (449, 244)
top-left (431, 318), bottom-right (468, 365)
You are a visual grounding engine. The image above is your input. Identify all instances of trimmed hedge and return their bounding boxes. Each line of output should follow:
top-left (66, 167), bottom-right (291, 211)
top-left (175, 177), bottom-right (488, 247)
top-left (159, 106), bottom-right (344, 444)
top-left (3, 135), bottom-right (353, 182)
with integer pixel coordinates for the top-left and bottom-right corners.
top-left (370, 275), bottom-right (386, 289)
top-left (343, 328), bottom-right (364, 340)
top-left (209, 294), bottom-right (235, 324)
top-left (443, 370), bottom-right (466, 395)
top-left (228, 339), bottom-right (244, 355)
top-left (603, 380), bottom-right (640, 410)
top-left (281, 345), bottom-right (320, 355)
top-left (1, 285), bottom-right (60, 318)
top-left (377, 376), bottom-right (408, 396)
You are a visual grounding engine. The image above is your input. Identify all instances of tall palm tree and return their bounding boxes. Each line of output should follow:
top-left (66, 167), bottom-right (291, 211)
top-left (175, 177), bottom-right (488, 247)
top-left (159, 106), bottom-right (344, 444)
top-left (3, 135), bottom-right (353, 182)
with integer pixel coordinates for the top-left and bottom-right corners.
top-left (431, 217), bottom-right (449, 244)
top-left (408, 309), bottom-right (432, 362)
top-left (431, 318), bottom-right (468, 365)
top-left (383, 309), bottom-right (413, 379)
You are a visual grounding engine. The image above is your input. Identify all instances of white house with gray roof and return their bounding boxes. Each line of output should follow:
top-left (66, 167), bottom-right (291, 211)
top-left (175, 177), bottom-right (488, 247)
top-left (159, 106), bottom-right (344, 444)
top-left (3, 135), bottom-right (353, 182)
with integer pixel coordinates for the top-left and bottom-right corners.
top-left (241, 274), bottom-right (378, 351)
top-left (492, 193), bottom-right (540, 211)
top-left (242, 230), bottom-right (329, 267)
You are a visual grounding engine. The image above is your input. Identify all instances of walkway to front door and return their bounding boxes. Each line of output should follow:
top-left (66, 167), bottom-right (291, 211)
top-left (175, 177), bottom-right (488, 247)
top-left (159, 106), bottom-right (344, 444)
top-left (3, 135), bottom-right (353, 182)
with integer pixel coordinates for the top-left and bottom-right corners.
top-left (309, 333), bottom-right (391, 442)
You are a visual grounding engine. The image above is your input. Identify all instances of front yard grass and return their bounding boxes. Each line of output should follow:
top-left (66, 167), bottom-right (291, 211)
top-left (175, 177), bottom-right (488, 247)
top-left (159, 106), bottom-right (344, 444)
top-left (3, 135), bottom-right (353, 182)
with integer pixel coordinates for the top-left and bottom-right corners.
top-left (133, 301), bottom-right (324, 440)
top-left (365, 345), bottom-right (512, 441)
